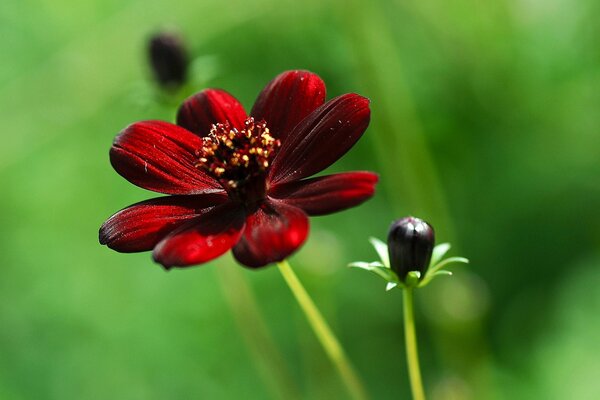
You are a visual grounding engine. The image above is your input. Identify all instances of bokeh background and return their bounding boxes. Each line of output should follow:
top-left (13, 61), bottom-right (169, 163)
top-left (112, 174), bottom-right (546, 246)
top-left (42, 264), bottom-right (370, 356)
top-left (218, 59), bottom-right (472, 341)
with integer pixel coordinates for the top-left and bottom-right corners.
top-left (1, 0), bottom-right (599, 398)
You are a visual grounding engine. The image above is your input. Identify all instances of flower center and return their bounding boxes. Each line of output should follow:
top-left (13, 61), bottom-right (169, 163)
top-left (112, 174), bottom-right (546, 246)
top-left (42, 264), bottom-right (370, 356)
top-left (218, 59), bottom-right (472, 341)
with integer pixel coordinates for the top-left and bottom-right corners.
top-left (195, 117), bottom-right (280, 199)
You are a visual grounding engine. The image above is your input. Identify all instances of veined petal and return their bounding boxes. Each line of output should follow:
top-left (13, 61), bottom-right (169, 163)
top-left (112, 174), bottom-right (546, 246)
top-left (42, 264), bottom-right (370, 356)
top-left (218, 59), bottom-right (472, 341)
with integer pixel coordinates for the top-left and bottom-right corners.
top-left (110, 120), bottom-right (223, 194)
top-left (232, 201), bottom-right (309, 268)
top-left (269, 172), bottom-right (378, 216)
top-left (251, 70), bottom-right (326, 143)
top-left (99, 193), bottom-right (228, 252)
top-left (268, 94), bottom-right (370, 184)
top-left (176, 89), bottom-right (248, 135)
top-left (152, 202), bottom-right (246, 269)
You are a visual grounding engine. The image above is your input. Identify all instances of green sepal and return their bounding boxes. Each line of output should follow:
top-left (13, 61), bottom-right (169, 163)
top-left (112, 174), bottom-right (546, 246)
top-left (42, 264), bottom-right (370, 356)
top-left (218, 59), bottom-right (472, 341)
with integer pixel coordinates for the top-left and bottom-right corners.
top-left (405, 271), bottom-right (421, 288)
top-left (419, 256), bottom-right (469, 287)
top-left (348, 261), bottom-right (384, 269)
top-left (368, 237), bottom-right (390, 268)
top-left (430, 243), bottom-right (451, 267)
top-left (348, 261), bottom-right (397, 283)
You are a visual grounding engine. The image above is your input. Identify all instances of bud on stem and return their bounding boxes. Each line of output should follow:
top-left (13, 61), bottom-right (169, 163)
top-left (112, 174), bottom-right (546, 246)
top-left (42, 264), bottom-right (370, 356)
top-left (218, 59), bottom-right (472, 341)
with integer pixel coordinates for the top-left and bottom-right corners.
top-left (387, 217), bottom-right (435, 282)
top-left (148, 31), bottom-right (189, 91)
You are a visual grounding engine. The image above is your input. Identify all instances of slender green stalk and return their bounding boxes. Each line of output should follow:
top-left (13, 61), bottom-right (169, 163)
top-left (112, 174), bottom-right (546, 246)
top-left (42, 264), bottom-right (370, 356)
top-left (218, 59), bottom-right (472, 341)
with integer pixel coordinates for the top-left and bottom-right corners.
top-left (403, 288), bottom-right (426, 400)
top-left (277, 260), bottom-right (369, 400)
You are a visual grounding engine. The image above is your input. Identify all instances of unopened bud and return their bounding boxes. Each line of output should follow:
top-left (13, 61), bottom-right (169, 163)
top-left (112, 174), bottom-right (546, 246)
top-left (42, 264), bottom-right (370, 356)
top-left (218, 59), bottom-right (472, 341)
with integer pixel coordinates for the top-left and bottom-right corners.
top-left (148, 32), bottom-right (188, 91)
top-left (387, 217), bottom-right (435, 281)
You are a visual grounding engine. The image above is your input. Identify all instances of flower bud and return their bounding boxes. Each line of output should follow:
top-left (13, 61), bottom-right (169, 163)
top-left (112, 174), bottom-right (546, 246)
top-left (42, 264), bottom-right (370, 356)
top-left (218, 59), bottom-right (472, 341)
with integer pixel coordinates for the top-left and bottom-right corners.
top-left (387, 217), bottom-right (435, 281)
top-left (148, 32), bottom-right (188, 91)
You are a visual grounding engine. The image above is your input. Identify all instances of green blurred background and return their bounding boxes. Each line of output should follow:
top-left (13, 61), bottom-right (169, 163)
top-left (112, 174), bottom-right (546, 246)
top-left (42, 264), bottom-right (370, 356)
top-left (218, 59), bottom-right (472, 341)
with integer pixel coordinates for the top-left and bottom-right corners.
top-left (1, 0), bottom-right (599, 398)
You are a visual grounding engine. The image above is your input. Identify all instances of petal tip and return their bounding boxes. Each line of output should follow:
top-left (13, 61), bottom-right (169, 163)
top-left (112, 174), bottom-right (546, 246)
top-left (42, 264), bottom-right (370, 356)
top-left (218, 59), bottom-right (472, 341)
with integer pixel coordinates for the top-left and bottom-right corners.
top-left (98, 226), bottom-right (108, 246)
top-left (232, 202), bottom-right (309, 268)
top-left (177, 89), bottom-right (247, 134)
top-left (155, 255), bottom-right (174, 271)
top-left (366, 171), bottom-right (380, 183)
top-left (152, 246), bottom-right (175, 270)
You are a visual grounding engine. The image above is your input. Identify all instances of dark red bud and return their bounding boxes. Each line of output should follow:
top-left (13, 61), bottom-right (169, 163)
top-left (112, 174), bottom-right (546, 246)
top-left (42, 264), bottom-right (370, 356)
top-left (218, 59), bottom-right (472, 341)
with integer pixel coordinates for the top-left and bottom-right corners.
top-left (148, 32), bottom-right (188, 91)
top-left (387, 217), bottom-right (435, 281)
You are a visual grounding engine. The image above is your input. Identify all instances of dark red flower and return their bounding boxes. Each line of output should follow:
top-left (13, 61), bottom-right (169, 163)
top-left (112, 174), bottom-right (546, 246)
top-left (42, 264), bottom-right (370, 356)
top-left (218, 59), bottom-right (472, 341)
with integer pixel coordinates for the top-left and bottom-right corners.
top-left (100, 70), bottom-right (378, 269)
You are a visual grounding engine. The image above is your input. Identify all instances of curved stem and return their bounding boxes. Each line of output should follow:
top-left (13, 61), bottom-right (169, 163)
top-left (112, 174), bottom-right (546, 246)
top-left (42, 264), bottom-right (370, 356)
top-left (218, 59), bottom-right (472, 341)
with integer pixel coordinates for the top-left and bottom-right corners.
top-left (403, 288), bottom-right (426, 400)
top-left (277, 260), bottom-right (369, 400)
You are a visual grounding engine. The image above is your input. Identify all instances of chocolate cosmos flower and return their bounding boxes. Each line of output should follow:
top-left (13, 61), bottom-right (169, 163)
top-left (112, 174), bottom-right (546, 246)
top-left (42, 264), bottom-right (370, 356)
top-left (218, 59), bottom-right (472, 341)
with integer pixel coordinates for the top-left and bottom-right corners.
top-left (99, 70), bottom-right (378, 269)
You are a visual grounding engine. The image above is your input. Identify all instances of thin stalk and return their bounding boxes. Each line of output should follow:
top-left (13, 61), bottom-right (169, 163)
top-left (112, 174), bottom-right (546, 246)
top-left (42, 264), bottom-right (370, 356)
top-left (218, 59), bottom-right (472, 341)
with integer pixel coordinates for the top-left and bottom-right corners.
top-left (403, 288), bottom-right (426, 400)
top-left (276, 260), bottom-right (369, 400)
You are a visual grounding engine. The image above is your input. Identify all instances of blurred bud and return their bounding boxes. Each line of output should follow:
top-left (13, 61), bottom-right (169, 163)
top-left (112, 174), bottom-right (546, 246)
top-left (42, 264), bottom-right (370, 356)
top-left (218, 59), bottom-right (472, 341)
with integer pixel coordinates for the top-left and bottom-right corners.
top-left (387, 217), bottom-right (435, 281)
top-left (148, 31), bottom-right (188, 91)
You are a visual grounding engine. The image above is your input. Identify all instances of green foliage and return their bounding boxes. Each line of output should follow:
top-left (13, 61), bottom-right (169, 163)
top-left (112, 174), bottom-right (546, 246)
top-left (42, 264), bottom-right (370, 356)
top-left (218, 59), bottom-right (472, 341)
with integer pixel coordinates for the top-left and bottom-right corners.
top-left (1, 0), bottom-right (599, 398)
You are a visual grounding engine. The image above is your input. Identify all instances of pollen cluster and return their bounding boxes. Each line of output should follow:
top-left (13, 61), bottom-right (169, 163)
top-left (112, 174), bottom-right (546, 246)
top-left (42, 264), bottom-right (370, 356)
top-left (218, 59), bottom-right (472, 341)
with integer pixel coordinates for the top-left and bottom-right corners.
top-left (195, 118), bottom-right (280, 190)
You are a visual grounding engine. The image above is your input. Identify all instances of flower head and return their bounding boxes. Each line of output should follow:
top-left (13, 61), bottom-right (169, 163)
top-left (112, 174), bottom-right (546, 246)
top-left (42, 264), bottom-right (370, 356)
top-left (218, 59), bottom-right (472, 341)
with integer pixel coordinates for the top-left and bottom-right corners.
top-left (100, 70), bottom-right (378, 269)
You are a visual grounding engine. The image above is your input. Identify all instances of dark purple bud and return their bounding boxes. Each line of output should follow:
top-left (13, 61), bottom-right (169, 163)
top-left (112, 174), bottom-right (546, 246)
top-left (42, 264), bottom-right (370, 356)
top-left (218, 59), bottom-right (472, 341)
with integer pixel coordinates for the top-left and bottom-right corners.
top-left (387, 217), bottom-right (435, 281)
top-left (148, 32), bottom-right (188, 91)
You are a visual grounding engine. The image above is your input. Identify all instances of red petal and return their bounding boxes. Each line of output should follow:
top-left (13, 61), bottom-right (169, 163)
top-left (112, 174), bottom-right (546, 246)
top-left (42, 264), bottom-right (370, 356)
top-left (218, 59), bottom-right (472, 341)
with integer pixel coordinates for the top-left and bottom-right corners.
top-left (251, 70), bottom-right (326, 142)
top-left (152, 202), bottom-right (246, 269)
top-left (176, 89), bottom-right (248, 135)
top-left (269, 172), bottom-right (378, 216)
top-left (268, 94), bottom-right (371, 185)
top-left (99, 193), bottom-right (228, 253)
top-left (110, 120), bottom-right (223, 194)
top-left (232, 201), bottom-right (309, 268)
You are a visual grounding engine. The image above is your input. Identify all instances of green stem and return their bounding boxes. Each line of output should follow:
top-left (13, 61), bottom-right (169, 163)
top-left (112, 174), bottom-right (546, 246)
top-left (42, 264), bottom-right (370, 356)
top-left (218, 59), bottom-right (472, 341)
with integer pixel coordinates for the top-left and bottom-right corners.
top-left (277, 260), bottom-right (369, 400)
top-left (403, 288), bottom-right (426, 400)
